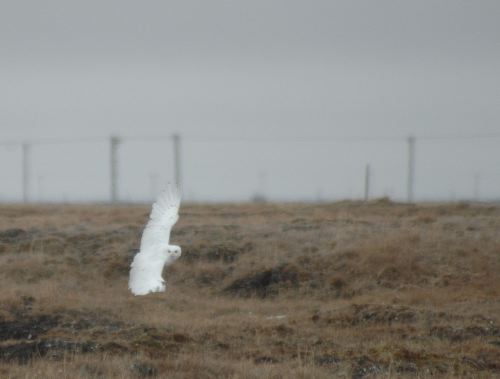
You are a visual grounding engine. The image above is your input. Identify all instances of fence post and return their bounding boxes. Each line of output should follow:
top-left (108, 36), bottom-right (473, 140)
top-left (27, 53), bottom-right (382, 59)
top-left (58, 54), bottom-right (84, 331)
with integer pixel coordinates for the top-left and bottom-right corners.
top-left (110, 135), bottom-right (120, 203)
top-left (172, 133), bottom-right (182, 189)
top-left (22, 142), bottom-right (30, 202)
top-left (474, 173), bottom-right (480, 201)
top-left (407, 136), bottom-right (415, 203)
top-left (364, 164), bottom-right (370, 201)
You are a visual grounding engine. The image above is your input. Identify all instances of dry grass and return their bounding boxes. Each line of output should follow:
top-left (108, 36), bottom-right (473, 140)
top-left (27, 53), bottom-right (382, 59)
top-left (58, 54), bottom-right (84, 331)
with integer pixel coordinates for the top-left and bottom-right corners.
top-left (0, 201), bottom-right (499, 378)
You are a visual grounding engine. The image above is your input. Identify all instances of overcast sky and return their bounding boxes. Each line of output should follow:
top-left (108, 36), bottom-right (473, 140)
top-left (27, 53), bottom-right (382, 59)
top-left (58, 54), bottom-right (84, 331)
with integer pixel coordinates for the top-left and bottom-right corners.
top-left (1, 0), bottom-right (499, 202)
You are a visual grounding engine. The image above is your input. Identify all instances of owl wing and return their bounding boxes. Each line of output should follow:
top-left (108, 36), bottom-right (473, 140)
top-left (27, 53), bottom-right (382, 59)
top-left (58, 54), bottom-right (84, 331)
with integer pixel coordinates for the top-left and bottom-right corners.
top-left (139, 185), bottom-right (181, 252)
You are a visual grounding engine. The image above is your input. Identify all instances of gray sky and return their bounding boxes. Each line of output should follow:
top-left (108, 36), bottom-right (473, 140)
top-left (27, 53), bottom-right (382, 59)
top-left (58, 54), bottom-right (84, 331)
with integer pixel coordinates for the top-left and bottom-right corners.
top-left (1, 0), bottom-right (499, 201)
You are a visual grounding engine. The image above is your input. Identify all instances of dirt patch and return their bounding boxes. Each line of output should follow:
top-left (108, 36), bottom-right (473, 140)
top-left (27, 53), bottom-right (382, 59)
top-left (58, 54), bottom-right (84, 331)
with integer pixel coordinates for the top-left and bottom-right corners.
top-left (0, 340), bottom-right (97, 364)
top-left (126, 326), bottom-right (190, 357)
top-left (462, 352), bottom-right (500, 372)
top-left (57, 309), bottom-right (125, 334)
top-left (0, 307), bottom-right (192, 364)
top-left (282, 219), bottom-right (319, 232)
top-left (0, 315), bottom-right (59, 341)
top-left (392, 349), bottom-right (450, 375)
top-left (351, 355), bottom-right (385, 379)
top-left (314, 354), bottom-right (340, 367)
top-left (316, 304), bottom-right (420, 327)
top-left (0, 228), bottom-right (41, 252)
top-left (183, 242), bottom-right (253, 263)
top-left (430, 325), bottom-right (500, 342)
top-left (0, 225), bottom-right (140, 256)
top-left (224, 263), bottom-right (300, 297)
top-left (0, 228), bottom-right (32, 241)
top-left (132, 361), bottom-right (158, 377)
top-left (254, 355), bottom-right (280, 364)
top-left (193, 265), bottom-right (231, 285)
top-left (0, 304), bottom-right (125, 345)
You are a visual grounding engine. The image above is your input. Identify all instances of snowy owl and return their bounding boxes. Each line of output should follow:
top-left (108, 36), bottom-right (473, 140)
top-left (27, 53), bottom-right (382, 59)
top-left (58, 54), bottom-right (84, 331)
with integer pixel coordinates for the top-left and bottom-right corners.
top-left (129, 186), bottom-right (181, 295)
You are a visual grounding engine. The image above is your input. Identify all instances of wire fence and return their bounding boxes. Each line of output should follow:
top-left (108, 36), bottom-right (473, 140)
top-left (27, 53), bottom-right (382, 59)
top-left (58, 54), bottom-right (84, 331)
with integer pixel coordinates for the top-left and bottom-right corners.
top-left (0, 133), bottom-right (499, 203)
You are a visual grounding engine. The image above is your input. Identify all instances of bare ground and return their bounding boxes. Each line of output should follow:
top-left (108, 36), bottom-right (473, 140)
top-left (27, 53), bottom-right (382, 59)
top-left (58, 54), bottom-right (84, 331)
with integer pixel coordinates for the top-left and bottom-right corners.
top-left (0, 200), bottom-right (499, 378)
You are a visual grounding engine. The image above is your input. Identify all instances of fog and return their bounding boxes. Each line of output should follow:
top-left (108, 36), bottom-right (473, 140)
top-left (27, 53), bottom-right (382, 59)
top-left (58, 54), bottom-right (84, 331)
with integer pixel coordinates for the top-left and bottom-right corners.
top-left (1, 0), bottom-right (499, 202)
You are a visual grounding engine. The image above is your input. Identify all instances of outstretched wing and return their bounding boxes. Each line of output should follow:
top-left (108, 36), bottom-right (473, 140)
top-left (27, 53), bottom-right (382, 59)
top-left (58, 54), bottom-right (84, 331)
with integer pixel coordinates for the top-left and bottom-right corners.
top-left (139, 185), bottom-right (181, 251)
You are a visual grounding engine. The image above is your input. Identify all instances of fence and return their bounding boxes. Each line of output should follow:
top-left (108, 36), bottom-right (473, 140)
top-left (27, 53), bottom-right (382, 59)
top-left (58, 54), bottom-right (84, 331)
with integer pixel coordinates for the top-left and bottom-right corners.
top-left (0, 133), bottom-right (499, 203)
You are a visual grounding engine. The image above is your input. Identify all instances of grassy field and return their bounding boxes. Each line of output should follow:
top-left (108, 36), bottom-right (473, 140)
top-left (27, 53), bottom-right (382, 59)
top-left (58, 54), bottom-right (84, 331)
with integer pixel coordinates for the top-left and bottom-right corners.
top-left (0, 200), bottom-right (499, 378)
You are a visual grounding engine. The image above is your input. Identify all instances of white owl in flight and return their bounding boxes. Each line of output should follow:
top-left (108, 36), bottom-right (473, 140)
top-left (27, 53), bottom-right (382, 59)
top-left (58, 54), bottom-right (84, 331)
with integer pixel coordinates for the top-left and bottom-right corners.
top-left (129, 185), bottom-right (181, 295)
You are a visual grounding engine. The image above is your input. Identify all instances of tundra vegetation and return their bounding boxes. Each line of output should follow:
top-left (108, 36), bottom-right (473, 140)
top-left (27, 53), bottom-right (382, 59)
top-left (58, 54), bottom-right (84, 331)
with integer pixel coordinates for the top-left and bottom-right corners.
top-left (0, 201), bottom-right (499, 378)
